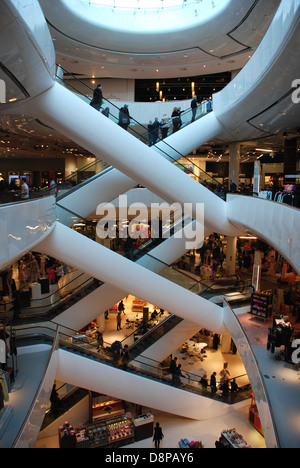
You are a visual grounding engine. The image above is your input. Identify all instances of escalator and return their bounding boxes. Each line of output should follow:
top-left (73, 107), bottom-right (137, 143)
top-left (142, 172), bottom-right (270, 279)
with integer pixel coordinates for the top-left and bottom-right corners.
top-left (16, 324), bottom-right (252, 422)
top-left (3, 201), bottom-right (247, 360)
top-left (54, 66), bottom-right (226, 221)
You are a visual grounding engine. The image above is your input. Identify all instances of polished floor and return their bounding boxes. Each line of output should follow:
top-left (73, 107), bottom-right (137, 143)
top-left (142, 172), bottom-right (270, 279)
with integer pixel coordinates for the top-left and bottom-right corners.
top-left (35, 404), bottom-right (266, 449)
top-left (2, 271), bottom-right (300, 448)
top-left (34, 296), bottom-right (264, 449)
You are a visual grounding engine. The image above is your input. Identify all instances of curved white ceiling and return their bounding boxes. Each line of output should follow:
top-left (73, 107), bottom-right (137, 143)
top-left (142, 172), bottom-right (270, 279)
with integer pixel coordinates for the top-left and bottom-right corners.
top-left (39, 0), bottom-right (280, 78)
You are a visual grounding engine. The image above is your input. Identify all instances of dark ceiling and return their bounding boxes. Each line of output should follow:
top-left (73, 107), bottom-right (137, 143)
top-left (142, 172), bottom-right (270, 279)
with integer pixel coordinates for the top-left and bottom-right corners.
top-left (135, 72), bottom-right (231, 102)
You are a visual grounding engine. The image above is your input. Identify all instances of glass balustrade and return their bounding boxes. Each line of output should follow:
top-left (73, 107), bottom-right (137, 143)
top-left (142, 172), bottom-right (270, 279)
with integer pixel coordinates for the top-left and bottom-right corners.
top-left (0, 271), bottom-right (100, 325)
top-left (55, 66), bottom-right (224, 198)
top-left (55, 204), bottom-right (248, 300)
top-left (14, 324), bottom-right (252, 404)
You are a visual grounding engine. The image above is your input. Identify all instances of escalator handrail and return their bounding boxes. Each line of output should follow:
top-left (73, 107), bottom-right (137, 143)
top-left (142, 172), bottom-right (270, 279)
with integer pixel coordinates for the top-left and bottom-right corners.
top-left (56, 165), bottom-right (113, 202)
top-left (55, 202), bottom-right (247, 301)
top-left (56, 64), bottom-right (223, 190)
top-left (15, 324), bottom-right (251, 402)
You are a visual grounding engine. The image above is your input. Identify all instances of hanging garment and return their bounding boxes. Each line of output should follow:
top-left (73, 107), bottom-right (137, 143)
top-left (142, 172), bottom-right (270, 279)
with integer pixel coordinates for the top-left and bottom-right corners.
top-left (0, 377), bottom-right (8, 402)
top-left (0, 340), bottom-right (6, 365)
top-left (0, 383), bottom-right (4, 410)
top-left (0, 370), bottom-right (11, 392)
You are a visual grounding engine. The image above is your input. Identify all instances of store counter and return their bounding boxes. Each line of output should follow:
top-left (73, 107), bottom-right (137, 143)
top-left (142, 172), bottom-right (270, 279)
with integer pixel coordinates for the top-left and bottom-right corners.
top-left (133, 413), bottom-right (154, 441)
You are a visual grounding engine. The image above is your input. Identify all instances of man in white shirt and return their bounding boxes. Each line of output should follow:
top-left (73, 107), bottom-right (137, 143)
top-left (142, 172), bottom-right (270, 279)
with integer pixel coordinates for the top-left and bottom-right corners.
top-left (20, 179), bottom-right (29, 200)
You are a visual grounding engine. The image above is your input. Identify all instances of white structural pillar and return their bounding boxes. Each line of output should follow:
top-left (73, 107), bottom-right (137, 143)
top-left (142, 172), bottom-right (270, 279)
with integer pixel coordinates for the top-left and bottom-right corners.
top-left (28, 82), bottom-right (241, 238)
top-left (226, 236), bottom-right (237, 276)
top-left (36, 222), bottom-right (227, 334)
top-left (228, 143), bottom-right (241, 191)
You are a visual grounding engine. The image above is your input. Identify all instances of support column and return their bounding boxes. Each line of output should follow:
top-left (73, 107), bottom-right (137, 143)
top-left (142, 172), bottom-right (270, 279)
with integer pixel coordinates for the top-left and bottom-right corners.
top-left (228, 143), bottom-right (241, 191)
top-left (284, 137), bottom-right (298, 181)
top-left (226, 236), bottom-right (237, 276)
top-left (96, 312), bottom-right (106, 333)
top-left (221, 334), bottom-right (232, 354)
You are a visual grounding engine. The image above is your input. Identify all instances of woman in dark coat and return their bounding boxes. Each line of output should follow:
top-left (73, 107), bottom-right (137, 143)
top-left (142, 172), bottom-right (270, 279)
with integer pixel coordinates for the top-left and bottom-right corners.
top-left (153, 422), bottom-right (164, 449)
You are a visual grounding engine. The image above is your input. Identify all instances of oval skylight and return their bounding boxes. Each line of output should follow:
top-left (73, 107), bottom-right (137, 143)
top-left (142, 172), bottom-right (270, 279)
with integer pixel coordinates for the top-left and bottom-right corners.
top-left (80, 0), bottom-right (198, 9)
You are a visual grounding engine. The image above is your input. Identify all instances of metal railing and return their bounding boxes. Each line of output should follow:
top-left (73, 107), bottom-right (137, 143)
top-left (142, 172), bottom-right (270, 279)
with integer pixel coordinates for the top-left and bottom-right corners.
top-left (81, 0), bottom-right (210, 11)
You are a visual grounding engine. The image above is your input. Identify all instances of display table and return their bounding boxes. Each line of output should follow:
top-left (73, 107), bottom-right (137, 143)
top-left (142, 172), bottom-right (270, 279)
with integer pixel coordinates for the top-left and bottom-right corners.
top-left (38, 278), bottom-right (50, 294)
top-left (19, 289), bottom-right (31, 308)
top-left (90, 394), bottom-right (125, 423)
top-left (248, 394), bottom-right (263, 436)
top-left (250, 290), bottom-right (273, 320)
top-left (0, 298), bottom-right (13, 316)
top-left (29, 282), bottom-right (41, 300)
top-left (60, 416), bottom-right (135, 449)
top-left (220, 429), bottom-right (251, 448)
top-left (133, 412), bottom-right (154, 441)
top-left (184, 340), bottom-right (208, 359)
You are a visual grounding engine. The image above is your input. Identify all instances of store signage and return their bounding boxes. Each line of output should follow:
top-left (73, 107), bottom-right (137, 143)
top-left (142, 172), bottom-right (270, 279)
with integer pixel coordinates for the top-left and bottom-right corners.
top-left (0, 79), bottom-right (6, 103)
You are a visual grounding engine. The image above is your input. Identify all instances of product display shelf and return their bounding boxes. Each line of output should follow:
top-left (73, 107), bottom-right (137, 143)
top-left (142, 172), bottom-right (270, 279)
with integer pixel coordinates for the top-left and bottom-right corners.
top-left (220, 428), bottom-right (251, 448)
top-left (249, 290), bottom-right (273, 320)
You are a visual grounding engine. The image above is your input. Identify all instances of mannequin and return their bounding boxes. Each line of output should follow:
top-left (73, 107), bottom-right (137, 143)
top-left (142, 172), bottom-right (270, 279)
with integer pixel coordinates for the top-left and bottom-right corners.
top-left (29, 255), bottom-right (39, 283)
top-left (40, 254), bottom-right (48, 278)
top-left (18, 261), bottom-right (27, 290)
top-left (6, 268), bottom-right (13, 298)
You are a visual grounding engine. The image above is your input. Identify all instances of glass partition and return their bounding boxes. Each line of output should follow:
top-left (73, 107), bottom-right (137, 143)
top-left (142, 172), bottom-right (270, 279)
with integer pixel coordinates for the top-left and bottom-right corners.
top-left (55, 65), bottom-right (224, 197)
top-left (15, 324), bottom-right (251, 404)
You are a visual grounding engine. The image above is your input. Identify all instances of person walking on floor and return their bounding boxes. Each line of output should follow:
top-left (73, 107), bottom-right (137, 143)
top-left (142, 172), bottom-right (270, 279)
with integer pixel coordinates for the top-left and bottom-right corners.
top-left (116, 312), bottom-right (122, 330)
top-left (210, 372), bottom-right (217, 394)
top-left (118, 300), bottom-right (126, 315)
top-left (153, 422), bottom-right (164, 449)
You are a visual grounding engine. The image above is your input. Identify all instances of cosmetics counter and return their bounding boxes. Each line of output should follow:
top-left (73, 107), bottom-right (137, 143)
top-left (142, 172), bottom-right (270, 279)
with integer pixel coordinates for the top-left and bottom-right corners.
top-left (58, 394), bottom-right (154, 448)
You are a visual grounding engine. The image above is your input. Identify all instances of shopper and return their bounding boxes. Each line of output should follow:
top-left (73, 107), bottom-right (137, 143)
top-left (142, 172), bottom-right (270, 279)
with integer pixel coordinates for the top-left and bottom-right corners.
top-left (191, 95), bottom-right (198, 122)
top-left (148, 120), bottom-right (154, 146)
top-left (230, 378), bottom-right (240, 393)
top-left (210, 372), bottom-right (217, 394)
top-left (110, 340), bottom-right (124, 366)
top-left (171, 107), bottom-right (183, 133)
top-left (50, 383), bottom-right (61, 416)
top-left (151, 117), bottom-right (160, 145)
top-left (169, 356), bottom-right (178, 376)
top-left (121, 344), bottom-right (130, 369)
top-left (160, 114), bottom-right (170, 139)
top-left (199, 373), bottom-right (208, 389)
top-left (118, 104), bottom-right (131, 130)
top-left (90, 84), bottom-right (103, 111)
top-left (101, 107), bottom-right (110, 118)
top-left (116, 312), bottom-right (122, 330)
top-left (153, 422), bottom-right (164, 449)
top-left (95, 331), bottom-right (104, 351)
top-left (118, 300), bottom-right (125, 315)
top-left (172, 363), bottom-right (184, 387)
top-left (20, 179), bottom-right (29, 200)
